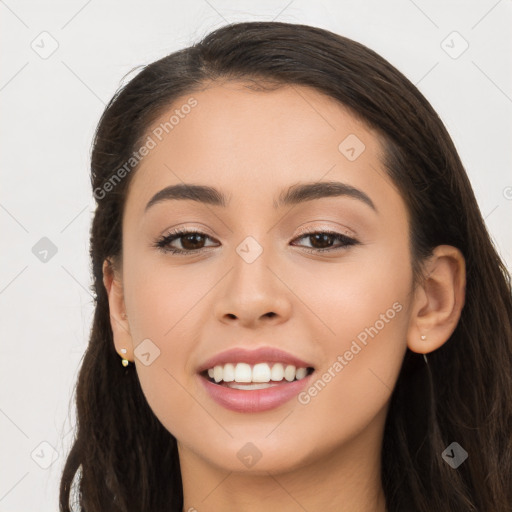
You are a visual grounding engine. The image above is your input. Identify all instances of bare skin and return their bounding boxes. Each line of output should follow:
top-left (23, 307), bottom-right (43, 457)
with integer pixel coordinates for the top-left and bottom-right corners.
top-left (103, 82), bottom-right (466, 511)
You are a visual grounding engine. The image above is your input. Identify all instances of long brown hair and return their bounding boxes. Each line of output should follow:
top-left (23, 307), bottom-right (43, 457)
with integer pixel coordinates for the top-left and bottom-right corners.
top-left (59, 21), bottom-right (512, 512)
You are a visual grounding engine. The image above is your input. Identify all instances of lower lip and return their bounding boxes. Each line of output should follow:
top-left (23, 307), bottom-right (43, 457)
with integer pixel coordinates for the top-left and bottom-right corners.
top-left (198, 372), bottom-right (314, 413)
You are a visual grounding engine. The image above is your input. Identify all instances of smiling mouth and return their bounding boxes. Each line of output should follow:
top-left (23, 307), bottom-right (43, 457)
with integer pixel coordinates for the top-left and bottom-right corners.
top-left (200, 365), bottom-right (315, 390)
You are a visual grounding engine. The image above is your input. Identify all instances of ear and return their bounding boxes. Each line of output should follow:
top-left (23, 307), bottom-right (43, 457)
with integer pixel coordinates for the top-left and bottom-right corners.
top-left (407, 245), bottom-right (466, 354)
top-left (102, 258), bottom-right (134, 363)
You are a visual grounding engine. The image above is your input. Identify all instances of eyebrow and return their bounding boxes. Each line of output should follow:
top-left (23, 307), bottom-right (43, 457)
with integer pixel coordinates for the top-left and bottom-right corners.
top-left (144, 181), bottom-right (377, 213)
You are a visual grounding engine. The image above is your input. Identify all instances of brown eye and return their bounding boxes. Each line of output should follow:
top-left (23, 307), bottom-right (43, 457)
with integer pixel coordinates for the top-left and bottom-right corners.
top-left (291, 230), bottom-right (358, 253)
top-left (306, 233), bottom-right (336, 250)
top-left (179, 233), bottom-right (208, 250)
top-left (155, 230), bottom-right (218, 254)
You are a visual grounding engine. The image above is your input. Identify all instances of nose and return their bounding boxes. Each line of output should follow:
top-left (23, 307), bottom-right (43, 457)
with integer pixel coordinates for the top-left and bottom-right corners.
top-left (212, 246), bottom-right (292, 328)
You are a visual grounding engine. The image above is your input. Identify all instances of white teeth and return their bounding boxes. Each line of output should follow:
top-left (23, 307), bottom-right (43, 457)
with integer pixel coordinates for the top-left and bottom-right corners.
top-left (226, 382), bottom-right (280, 390)
top-left (213, 365), bottom-right (223, 383)
top-left (234, 363), bottom-right (252, 383)
top-left (295, 367), bottom-right (307, 380)
top-left (206, 362), bottom-right (311, 384)
top-left (271, 363), bottom-right (284, 381)
top-left (252, 363), bottom-right (271, 383)
top-left (284, 365), bottom-right (296, 382)
top-left (223, 363), bottom-right (235, 382)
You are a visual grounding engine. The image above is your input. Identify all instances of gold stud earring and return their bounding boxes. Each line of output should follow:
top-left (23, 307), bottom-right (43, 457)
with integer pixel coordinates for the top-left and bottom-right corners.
top-left (120, 348), bottom-right (131, 367)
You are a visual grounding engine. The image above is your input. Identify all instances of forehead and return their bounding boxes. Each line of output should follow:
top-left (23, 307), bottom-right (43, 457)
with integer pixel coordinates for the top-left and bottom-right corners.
top-left (124, 82), bottom-right (397, 215)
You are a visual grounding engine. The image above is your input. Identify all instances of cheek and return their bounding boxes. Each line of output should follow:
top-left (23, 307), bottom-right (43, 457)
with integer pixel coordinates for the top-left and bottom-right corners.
top-left (123, 253), bottom-right (207, 346)
top-left (293, 250), bottom-right (411, 417)
top-left (290, 244), bottom-right (411, 345)
top-left (125, 284), bottom-right (202, 439)
top-left (121, 256), bottom-right (210, 431)
top-left (310, 299), bottom-right (408, 407)
top-left (293, 298), bottom-right (408, 451)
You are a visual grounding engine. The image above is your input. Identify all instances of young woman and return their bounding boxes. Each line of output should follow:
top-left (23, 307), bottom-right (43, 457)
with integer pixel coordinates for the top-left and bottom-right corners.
top-left (59, 21), bottom-right (512, 512)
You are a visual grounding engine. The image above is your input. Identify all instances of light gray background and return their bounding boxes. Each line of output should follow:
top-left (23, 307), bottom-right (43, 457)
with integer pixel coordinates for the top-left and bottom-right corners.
top-left (1, 1), bottom-right (511, 510)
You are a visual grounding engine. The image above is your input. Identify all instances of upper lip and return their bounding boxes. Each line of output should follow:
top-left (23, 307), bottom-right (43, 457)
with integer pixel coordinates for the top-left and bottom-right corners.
top-left (197, 346), bottom-right (315, 374)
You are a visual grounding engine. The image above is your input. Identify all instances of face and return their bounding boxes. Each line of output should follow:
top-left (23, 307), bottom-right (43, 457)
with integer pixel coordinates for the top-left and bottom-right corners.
top-left (114, 82), bottom-right (415, 474)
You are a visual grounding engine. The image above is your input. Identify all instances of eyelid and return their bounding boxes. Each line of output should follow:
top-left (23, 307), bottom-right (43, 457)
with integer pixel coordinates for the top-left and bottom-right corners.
top-left (158, 222), bottom-right (357, 244)
top-left (158, 223), bottom-right (217, 239)
top-left (293, 221), bottom-right (358, 240)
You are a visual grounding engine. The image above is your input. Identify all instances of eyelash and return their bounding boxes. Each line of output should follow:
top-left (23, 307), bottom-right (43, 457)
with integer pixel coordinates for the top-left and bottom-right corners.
top-left (154, 228), bottom-right (359, 255)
